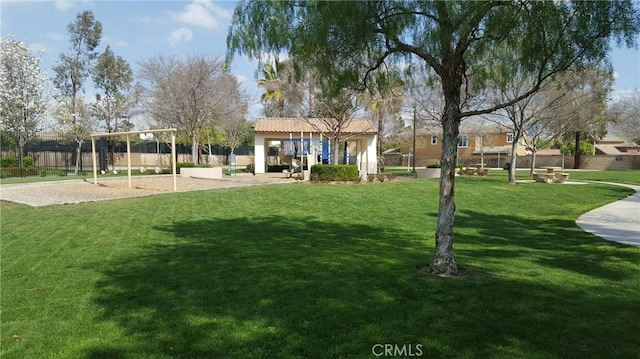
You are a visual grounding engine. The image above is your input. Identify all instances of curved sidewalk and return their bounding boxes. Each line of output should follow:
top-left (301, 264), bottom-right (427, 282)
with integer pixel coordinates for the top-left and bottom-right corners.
top-left (576, 182), bottom-right (640, 247)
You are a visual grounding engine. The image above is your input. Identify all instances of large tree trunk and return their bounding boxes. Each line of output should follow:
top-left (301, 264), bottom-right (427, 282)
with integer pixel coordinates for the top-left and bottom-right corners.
top-left (430, 107), bottom-right (460, 276)
top-left (429, 73), bottom-right (462, 276)
top-left (332, 137), bottom-right (341, 165)
top-left (573, 131), bottom-right (581, 169)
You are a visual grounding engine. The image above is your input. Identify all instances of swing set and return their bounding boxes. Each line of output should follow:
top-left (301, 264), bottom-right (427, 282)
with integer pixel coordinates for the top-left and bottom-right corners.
top-left (281, 136), bottom-right (323, 178)
top-left (90, 128), bottom-right (178, 191)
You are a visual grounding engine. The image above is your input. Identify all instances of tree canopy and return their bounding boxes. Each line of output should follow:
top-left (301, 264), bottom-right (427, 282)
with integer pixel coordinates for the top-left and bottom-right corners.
top-left (92, 45), bottom-right (135, 134)
top-left (610, 89), bottom-right (640, 146)
top-left (53, 10), bottom-right (103, 174)
top-left (228, 0), bottom-right (640, 276)
top-left (0, 36), bottom-right (51, 168)
top-left (138, 55), bottom-right (248, 164)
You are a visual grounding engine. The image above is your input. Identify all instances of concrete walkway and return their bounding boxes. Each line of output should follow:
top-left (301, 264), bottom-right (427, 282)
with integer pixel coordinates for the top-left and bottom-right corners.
top-left (576, 182), bottom-right (640, 247)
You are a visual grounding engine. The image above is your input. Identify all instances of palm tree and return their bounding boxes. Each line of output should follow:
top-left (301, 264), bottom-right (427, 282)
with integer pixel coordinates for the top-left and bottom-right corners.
top-left (257, 60), bottom-right (285, 117)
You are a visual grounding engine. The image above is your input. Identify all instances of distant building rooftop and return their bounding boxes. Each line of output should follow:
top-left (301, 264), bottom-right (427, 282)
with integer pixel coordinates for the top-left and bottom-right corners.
top-left (254, 117), bottom-right (376, 135)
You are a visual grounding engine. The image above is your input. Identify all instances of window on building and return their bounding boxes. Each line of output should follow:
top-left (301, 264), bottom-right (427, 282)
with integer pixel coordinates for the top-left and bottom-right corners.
top-left (458, 134), bottom-right (468, 148)
top-left (507, 133), bottom-right (514, 143)
top-left (431, 135), bottom-right (437, 145)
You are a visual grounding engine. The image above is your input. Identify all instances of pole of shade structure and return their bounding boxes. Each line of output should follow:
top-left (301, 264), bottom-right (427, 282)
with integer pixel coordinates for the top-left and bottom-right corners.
top-left (126, 134), bottom-right (132, 188)
top-left (171, 131), bottom-right (177, 192)
top-left (91, 137), bottom-right (97, 185)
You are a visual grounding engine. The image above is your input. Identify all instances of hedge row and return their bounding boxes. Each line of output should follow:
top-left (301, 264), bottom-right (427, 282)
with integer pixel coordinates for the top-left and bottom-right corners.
top-left (0, 156), bottom-right (34, 168)
top-left (0, 167), bottom-right (39, 178)
top-left (310, 164), bottom-right (359, 182)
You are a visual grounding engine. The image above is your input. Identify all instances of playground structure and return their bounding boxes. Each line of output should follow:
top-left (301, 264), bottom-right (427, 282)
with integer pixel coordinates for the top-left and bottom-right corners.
top-left (90, 129), bottom-right (178, 191)
top-left (280, 136), bottom-right (323, 178)
top-left (253, 118), bottom-right (378, 178)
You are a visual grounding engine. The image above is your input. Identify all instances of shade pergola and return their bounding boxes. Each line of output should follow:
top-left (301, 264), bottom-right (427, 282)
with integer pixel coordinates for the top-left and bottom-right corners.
top-left (90, 129), bottom-right (178, 191)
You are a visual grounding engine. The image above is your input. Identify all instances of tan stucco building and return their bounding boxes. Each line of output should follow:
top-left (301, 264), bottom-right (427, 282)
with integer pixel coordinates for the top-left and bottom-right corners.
top-left (253, 117), bottom-right (378, 176)
top-left (399, 124), bottom-right (527, 166)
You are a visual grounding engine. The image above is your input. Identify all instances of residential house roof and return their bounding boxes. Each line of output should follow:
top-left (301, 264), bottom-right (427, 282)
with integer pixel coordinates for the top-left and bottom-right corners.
top-left (596, 145), bottom-right (625, 155)
top-left (536, 149), bottom-right (562, 156)
top-left (473, 146), bottom-right (511, 154)
top-left (423, 122), bottom-right (513, 137)
top-left (254, 117), bottom-right (377, 135)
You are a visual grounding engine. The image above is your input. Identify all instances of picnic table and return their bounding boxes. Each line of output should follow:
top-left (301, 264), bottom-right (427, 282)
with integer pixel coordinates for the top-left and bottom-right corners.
top-left (533, 167), bottom-right (568, 184)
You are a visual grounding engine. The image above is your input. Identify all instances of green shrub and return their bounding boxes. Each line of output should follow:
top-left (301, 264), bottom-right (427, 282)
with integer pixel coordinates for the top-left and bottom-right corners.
top-left (377, 174), bottom-right (386, 182)
top-left (367, 174), bottom-right (376, 183)
top-left (1, 156), bottom-right (34, 168)
top-left (1, 156), bottom-right (18, 167)
top-left (426, 163), bottom-right (441, 168)
top-left (310, 164), bottom-right (359, 182)
top-left (0, 167), bottom-right (39, 178)
top-left (39, 169), bottom-right (68, 177)
top-left (176, 162), bottom-right (195, 174)
top-left (386, 172), bottom-right (397, 181)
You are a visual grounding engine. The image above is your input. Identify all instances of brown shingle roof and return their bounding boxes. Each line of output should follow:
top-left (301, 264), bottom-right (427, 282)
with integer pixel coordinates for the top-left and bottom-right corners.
top-left (254, 117), bottom-right (377, 135)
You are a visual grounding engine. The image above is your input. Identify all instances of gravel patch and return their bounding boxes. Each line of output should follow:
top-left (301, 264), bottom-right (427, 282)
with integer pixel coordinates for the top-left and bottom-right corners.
top-left (0, 175), bottom-right (294, 207)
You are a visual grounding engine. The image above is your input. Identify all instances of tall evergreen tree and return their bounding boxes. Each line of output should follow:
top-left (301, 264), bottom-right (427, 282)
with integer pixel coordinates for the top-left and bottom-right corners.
top-left (53, 10), bottom-right (102, 174)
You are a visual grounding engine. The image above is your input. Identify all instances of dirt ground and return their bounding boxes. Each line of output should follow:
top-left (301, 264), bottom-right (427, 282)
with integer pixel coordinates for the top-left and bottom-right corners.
top-left (0, 174), bottom-right (295, 207)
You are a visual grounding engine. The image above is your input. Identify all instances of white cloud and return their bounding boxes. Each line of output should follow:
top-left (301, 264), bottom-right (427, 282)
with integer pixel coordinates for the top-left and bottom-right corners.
top-left (168, 28), bottom-right (193, 45)
top-left (171, 0), bottom-right (231, 29)
top-left (54, 0), bottom-right (94, 12)
top-left (609, 88), bottom-right (636, 104)
top-left (234, 74), bottom-right (248, 84)
top-left (29, 42), bottom-right (49, 54)
top-left (54, 0), bottom-right (74, 11)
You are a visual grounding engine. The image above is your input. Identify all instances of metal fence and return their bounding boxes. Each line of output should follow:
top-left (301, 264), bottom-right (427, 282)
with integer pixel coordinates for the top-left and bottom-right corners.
top-left (0, 133), bottom-right (254, 177)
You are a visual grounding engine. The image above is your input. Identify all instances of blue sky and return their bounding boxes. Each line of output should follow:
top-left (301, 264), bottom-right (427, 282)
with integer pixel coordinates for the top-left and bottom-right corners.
top-left (2, 0), bottom-right (639, 122)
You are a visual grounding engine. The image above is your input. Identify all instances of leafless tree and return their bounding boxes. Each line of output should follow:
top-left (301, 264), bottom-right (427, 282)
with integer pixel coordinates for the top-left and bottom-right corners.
top-left (138, 55), bottom-right (248, 164)
top-left (217, 76), bottom-right (250, 154)
top-left (609, 89), bottom-right (640, 146)
top-left (546, 67), bottom-right (613, 168)
top-left (306, 87), bottom-right (363, 165)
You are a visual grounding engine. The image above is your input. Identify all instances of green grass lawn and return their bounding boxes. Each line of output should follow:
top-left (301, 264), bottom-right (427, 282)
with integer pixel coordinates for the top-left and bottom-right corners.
top-left (559, 170), bottom-right (640, 185)
top-left (1, 174), bottom-right (639, 358)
